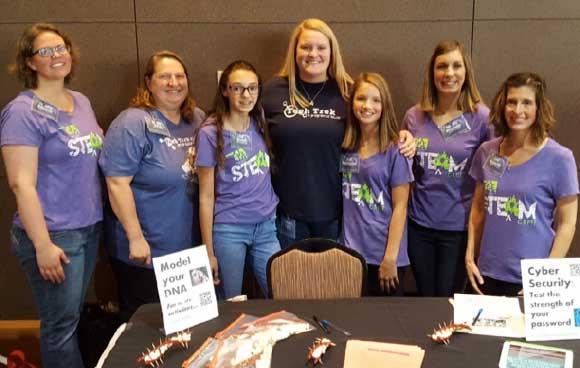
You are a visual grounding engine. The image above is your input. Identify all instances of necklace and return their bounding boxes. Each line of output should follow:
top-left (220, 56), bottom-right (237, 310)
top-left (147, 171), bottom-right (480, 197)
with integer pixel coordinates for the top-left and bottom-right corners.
top-left (298, 79), bottom-right (326, 106)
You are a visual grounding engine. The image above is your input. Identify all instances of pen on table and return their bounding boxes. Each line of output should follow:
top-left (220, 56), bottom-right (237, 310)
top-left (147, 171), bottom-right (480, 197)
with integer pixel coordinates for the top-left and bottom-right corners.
top-left (321, 319), bottom-right (351, 336)
top-left (472, 308), bottom-right (483, 326)
top-left (312, 315), bottom-right (330, 334)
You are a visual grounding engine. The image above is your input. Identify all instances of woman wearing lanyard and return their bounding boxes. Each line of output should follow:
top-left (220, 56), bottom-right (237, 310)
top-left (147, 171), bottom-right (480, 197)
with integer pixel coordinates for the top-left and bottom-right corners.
top-left (466, 72), bottom-right (578, 296)
top-left (1, 23), bottom-right (103, 367)
top-left (99, 51), bottom-right (206, 321)
top-left (262, 18), bottom-right (415, 247)
top-left (403, 40), bottom-right (491, 297)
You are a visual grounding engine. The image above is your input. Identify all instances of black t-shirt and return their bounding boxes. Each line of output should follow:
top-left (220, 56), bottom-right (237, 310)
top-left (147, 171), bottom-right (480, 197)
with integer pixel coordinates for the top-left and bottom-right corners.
top-left (262, 77), bottom-right (346, 222)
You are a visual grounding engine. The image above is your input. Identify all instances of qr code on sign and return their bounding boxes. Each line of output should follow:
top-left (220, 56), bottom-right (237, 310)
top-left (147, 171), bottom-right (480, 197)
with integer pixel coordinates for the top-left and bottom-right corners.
top-left (570, 263), bottom-right (580, 277)
top-left (199, 291), bottom-right (212, 306)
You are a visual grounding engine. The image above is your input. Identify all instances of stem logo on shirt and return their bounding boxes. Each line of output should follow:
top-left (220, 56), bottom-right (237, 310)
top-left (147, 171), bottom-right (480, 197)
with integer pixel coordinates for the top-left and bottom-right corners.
top-left (282, 101), bottom-right (341, 120)
top-left (59, 124), bottom-right (80, 137)
top-left (416, 150), bottom-right (467, 177)
top-left (227, 148), bottom-right (270, 182)
top-left (484, 182), bottom-right (537, 225)
top-left (416, 137), bottom-right (429, 150)
top-left (65, 125), bottom-right (103, 157)
top-left (343, 181), bottom-right (385, 212)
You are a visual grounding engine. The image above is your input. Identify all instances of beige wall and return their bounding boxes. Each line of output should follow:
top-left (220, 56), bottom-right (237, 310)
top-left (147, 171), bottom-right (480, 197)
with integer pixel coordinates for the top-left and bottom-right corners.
top-left (1, 0), bottom-right (579, 318)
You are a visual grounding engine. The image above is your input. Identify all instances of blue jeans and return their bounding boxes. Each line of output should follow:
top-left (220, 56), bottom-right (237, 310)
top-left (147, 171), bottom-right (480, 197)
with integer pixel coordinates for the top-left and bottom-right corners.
top-left (11, 223), bottom-right (101, 368)
top-left (276, 211), bottom-right (339, 249)
top-left (213, 218), bottom-right (280, 299)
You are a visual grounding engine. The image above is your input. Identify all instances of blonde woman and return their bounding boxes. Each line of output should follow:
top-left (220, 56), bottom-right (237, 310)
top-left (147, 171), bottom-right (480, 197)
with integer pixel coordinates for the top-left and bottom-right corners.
top-left (262, 18), bottom-right (415, 247)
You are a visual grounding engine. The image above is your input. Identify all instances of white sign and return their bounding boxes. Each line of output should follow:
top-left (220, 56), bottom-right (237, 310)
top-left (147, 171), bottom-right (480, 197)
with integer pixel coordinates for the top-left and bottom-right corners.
top-left (152, 246), bottom-right (218, 335)
top-left (521, 258), bottom-right (580, 341)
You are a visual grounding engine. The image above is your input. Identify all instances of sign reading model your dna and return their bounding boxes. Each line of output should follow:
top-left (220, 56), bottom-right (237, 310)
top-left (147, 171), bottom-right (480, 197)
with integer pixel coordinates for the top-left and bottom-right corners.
top-left (152, 246), bottom-right (218, 335)
top-left (522, 258), bottom-right (580, 341)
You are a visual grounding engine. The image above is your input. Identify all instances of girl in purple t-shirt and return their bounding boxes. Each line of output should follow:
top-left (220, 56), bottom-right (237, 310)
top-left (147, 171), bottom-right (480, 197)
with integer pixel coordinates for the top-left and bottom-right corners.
top-left (466, 72), bottom-right (579, 296)
top-left (403, 40), bottom-right (491, 297)
top-left (196, 60), bottom-right (280, 299)
top-left (340, 73), bottom-right (414, 296)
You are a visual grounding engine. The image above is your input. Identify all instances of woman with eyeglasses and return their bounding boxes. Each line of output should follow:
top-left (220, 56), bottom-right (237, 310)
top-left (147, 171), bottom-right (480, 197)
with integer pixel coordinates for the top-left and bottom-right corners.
top-left (0, 23), bottom-right (102, 368)
top-left (466, 72), bottom-right (578, 296)
top-left (99, 50), bottom-right (206, 321)
top-left (262, 18), bottom-right (415, 248)
top-left (196, 60), bottom-right (280, 299)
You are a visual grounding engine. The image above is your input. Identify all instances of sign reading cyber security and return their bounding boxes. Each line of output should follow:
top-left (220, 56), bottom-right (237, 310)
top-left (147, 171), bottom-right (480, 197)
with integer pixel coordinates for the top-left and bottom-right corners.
top-left (522, 258), bottom-right (580, 341)
top-left (152, 246), bottom-right (218, 335)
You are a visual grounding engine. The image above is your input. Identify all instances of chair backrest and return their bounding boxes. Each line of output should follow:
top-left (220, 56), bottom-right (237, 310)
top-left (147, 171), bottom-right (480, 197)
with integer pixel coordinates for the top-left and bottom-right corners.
top-left (267, 238), bottom-right (367, 299)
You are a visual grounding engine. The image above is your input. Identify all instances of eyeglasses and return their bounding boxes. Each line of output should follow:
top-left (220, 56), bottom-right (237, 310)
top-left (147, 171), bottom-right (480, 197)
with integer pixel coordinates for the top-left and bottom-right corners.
top-left (228, 84), bottom-right (260, 95)
top-left (32, 44), bottom-right (69, 57)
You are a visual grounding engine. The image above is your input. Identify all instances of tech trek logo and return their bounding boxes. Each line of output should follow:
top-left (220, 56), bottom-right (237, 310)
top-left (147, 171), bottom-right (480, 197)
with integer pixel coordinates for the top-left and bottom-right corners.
top-left (483, 180), bottom-right (537, 225)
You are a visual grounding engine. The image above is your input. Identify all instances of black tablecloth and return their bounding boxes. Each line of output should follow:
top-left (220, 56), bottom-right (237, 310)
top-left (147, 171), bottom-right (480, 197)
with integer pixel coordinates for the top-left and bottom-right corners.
top-left (102, 297), bottom-right (580, 367)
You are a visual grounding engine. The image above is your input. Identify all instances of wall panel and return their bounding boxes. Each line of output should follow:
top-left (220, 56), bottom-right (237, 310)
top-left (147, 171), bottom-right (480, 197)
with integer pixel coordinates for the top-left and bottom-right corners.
top-left (475, 0), bottom-right (580, 19)
top-left (0, 0), bottom-right (134, 23)
top-left (136, 0), bottom-right (472, 23)
top-left (473, 20), bottom-right (580, 161)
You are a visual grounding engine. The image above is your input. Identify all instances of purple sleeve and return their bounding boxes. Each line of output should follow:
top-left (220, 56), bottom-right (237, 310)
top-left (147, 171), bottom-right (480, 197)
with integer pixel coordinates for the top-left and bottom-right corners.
top-left (0, 104), bottom-right (43, 147)
top-left (401, 108), bottom-right (413, 132)
top-left (389, 147), bottom-right (414, 188)
top-left (195, 125), bottom-right (217, 167)
top-left (469, 144), bottom-right (487, 182)
top-left (552, 148), bottom-right (579, 199)
top-left (99, 109), bottom-right (147, 177)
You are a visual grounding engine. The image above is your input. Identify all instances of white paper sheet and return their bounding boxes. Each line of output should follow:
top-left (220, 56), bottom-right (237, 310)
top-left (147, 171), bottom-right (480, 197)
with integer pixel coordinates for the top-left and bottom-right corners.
top-left (453, 293), bottom-right (525, 338)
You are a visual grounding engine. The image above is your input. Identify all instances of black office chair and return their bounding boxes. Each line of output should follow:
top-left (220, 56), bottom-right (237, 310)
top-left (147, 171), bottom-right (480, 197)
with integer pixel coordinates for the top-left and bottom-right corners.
top-left (267, 238), bottom-right (367, 299)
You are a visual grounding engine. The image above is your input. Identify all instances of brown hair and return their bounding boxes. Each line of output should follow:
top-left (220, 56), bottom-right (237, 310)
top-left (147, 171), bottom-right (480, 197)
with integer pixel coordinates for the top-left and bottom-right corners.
top-left (203, 60), bottom-right (274, 169)
top-left (490, 72), bottom-right (555, 144)
top-left (9, 23), bottom-right (78, 89)
top-left (277, 18), bottom-right (353, 108)
top-left (343, 73), bottom-right (399, 153)
top-left (419, 40), bottom-right (482, 113)
top-left (130, 50), bottom-right (197, 123)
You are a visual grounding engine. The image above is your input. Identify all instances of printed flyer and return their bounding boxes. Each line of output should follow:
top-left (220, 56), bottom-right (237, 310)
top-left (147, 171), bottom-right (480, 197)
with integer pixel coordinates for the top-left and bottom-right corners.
top-left (152, 246), bottom-right (218, 335)
top-left (521, 258), bottom-right (580, 341)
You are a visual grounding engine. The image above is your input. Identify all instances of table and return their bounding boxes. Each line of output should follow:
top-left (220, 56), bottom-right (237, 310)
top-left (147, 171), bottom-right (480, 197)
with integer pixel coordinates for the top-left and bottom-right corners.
top-left (102, 298), bottom-right (580, 367)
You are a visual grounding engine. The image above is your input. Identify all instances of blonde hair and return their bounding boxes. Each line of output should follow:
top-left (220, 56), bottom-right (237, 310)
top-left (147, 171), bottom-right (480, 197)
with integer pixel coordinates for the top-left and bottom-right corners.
top-left (277, 18), bottom-right (352, 108)
top-left (342, 73), bottom-right (399, 153)
top-left (419, 40), bottom-right (482, 113)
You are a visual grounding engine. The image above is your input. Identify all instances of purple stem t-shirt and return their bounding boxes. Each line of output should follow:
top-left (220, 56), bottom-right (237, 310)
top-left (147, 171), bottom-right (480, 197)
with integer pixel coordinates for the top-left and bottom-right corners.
top-left (403, 104), bottom-right (491, 231)
top-left (195, 117), bottom-right (278, 224)
top-left (99, 107), bottom-right (205, 267)
top-left (340, 144), bottom-right (414, 266)
top-left (469, 137), bottom-right (579, 284)
top-left (0, 90), bottom-right (103, 231)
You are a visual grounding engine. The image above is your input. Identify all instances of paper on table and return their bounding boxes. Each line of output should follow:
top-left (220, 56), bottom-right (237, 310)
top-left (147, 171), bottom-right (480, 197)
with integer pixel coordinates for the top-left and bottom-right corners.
top-left (453, 293), bottom-right (525, 338)
top-left (344, 340), bottom-right (425, 368)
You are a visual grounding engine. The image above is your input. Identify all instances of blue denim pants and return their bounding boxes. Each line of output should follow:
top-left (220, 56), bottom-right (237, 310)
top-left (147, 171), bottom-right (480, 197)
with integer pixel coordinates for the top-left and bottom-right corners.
top-left (213, 218), bottom-right (280, 299)
top-left (11, 223), bottom-right (101, 368)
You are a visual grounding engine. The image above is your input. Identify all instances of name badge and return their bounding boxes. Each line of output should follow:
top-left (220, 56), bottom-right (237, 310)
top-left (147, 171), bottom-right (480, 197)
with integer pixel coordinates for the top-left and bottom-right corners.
top-left (439, 115), bottom-right (471, 140)
top-left (483, 152), bottom-right (508, 177)
top-left (340, 154), bottom-right (360, 174)
top-left (144, 115), bottom-right (171, 137)
top-left (31, 97), bottom-right (58, 121)
top-left (232, 132), bottom-right (252, 149)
